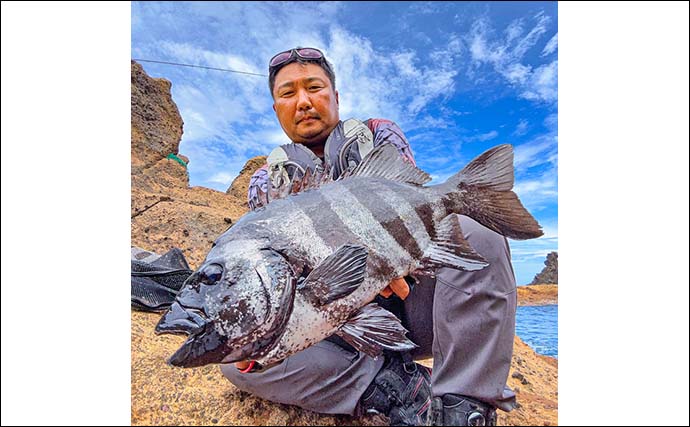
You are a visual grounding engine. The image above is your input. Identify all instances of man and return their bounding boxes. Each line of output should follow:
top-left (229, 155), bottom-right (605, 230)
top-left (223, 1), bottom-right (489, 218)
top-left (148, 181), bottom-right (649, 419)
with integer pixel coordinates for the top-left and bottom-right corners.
top-left (220, 47), bottom-right (517, 426)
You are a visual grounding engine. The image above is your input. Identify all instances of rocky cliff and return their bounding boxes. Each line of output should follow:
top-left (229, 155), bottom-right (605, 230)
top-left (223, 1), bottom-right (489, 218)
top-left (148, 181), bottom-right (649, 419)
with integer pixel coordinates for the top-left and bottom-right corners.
top-left (530, 251), bottom-right (558, 285)
top-left (130, 61), bottom-right (558, 426)
top-left (130, 61), bottom-right (253, 267)
top-left (226, 155), bottom-right (267, 207)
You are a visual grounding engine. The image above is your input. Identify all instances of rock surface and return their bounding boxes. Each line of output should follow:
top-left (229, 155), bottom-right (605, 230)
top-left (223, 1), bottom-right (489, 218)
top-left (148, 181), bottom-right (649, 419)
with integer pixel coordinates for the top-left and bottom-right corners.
top-left (530, 252), bottom-right (558, 285)
top-left (517, 284), bottom-right (558, 306)
top-left (130, 60), bottom-right (558, 426)
top-left (131, 60), bottom-right (186, 178)
top-left (132, 312), bottom-right (557, 426)
top-left (226, 155), bottom-right (267, 208)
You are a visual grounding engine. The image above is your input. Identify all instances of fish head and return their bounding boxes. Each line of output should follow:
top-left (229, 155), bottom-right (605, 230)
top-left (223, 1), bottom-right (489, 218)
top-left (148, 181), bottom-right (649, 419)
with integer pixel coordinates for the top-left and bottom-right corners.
top-left (155, 240), bottom-right (296, 368)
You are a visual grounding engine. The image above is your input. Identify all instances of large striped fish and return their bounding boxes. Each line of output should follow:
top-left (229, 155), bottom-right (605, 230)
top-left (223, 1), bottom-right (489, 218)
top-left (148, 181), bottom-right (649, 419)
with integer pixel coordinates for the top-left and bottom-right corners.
top-left (155, 144), bottom-right (542, 368)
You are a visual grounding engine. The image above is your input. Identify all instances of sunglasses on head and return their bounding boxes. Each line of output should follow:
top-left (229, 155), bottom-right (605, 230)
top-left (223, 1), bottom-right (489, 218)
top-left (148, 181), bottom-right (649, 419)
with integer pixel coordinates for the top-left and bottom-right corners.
top-left (269, 47), bottom-right (325, 69)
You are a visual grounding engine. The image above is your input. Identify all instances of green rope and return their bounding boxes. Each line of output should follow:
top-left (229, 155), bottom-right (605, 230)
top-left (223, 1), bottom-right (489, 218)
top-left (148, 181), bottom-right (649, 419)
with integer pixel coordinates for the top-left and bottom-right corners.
top-left (166, 153), bottom-right (187, 168)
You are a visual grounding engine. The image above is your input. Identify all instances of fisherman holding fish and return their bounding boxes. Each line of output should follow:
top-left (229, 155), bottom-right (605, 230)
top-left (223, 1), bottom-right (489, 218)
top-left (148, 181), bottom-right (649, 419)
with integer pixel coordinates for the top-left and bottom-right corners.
top-left (156, 47), bottom-right (543, 426)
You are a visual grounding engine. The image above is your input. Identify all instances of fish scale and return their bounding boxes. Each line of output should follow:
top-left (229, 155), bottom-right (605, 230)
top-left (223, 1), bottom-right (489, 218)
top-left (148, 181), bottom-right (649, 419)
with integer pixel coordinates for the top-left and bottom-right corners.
top-left (368, 180), bottom-right (434, 252)
top-left (321, 181), bottom-right (414, 275)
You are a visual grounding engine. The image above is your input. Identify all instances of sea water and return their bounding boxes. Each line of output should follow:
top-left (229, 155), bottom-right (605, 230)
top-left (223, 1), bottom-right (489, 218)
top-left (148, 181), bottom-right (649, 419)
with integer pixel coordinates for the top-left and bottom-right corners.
top-left (516, 304), bottom-right (558, 358)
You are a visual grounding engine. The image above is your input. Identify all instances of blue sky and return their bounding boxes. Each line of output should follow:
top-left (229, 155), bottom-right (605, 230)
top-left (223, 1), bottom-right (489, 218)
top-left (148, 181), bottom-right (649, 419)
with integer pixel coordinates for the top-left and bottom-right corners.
top-left (131, 1), bottom-right (558, 285)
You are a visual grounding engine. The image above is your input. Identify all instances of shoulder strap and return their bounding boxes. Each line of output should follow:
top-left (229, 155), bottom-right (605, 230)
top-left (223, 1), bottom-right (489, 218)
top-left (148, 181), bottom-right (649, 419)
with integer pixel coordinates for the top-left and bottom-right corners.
top-left (265, 143), bottom-right (326, 202)
top-left (324, 118), bottom-right (374, 179)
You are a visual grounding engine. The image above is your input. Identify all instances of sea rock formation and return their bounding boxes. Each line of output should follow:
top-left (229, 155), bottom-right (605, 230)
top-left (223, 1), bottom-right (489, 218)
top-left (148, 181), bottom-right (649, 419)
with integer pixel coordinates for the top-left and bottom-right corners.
top-left (530, 251), bottom-right (558, 285)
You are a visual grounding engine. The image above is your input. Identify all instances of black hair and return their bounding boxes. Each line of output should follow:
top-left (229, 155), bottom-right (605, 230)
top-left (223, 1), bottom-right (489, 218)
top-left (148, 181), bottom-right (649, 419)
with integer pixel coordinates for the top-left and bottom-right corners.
top-left (268, 53), bottom-right (336, 97)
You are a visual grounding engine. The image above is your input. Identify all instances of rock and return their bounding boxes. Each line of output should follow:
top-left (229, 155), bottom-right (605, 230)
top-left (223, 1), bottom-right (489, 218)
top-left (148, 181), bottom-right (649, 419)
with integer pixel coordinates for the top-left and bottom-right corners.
top-left (131, 60), bottom-right (189, 191)
top-left (530, 252), bottom-right (558, 285)
top-left (517, 284), bottom-right (558, 306)
top-left (131, 60), bottom-right (185, 174)
top-left (130, 61), bottom-right (248, 267)
top-left (226, 155), bottom-right (267, 206)
top-left (512, 371), bottom-right (530, 385)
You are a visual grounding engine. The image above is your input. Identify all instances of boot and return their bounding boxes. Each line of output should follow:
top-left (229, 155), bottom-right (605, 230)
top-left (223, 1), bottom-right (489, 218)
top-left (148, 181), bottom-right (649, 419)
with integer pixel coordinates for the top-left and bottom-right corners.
top-left (426, 394), bottom-right (497, 426)
top-left (360, 352), bottom-right (432, 426)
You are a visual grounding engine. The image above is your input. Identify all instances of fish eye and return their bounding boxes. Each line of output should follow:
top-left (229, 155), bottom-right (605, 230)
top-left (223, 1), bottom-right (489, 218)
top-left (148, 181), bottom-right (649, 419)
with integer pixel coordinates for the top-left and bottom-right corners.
top-left (199, 263), bottom-right (223, 285)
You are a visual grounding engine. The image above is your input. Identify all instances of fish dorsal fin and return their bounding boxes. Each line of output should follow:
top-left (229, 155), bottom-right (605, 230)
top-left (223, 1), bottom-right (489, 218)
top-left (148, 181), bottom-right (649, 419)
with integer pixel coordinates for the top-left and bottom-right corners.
top-left (298, 245), bottom-right (368, 306)
top-left (335, 303), bottom-right (418, 359)
top-left (457, 143), bottom-right (514, 191)
top-left (349, 143), bottom-right (431, 186)
top-left (421, 214), bottom-right (489, 272)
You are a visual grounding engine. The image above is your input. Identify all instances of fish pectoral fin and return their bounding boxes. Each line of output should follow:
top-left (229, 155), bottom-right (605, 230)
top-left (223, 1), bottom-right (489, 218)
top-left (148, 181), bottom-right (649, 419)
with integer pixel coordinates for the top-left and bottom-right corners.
top-left (422, 214), bottom-right (489, 272)
top-left (298, 244), bottom-right (368, 306)
top-left (335, 303), bottom-right (417, 359)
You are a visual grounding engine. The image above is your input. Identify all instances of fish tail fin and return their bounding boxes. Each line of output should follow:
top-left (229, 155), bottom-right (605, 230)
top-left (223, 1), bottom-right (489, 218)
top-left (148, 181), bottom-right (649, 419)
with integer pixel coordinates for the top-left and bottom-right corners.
top-left (442, 144), bottom-right (543, 240)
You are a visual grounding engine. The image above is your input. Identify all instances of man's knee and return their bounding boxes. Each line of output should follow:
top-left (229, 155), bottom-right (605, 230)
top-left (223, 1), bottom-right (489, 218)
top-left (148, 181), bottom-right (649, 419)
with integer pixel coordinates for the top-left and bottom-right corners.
top-left (219, 362), bottom-right (265, 396)
top-left (218, 341), bottom-right (381, 415)
top-left (458, 215), bottom-right (509, 265)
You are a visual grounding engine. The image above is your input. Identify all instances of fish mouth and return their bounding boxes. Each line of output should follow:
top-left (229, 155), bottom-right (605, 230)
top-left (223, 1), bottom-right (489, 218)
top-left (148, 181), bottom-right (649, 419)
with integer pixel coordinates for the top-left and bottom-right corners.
top-left (155, 306), bottom-right (288, 367)
top-left (155, 302), bottom-right (231, 368)
top-left (155, 302), bottom-right (209, 335)
top-left (166, 327), bottom-right (230, 368)
top-left (155, 301), bottom-right (262, 368)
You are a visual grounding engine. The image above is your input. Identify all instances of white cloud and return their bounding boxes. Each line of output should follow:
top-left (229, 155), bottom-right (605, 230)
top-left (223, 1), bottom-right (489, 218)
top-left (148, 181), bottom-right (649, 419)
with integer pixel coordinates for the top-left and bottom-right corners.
top-left (540, 223), bottom-right (559, 240)
top-left (514, 119), bottom-right (529, 136)
top-left (392, 52), bottom-right (418, 77)
top-left (505, 19), bottom-right (525, 45)
top-left (409, 2), bottom-right (443, 15)
top-left (324, 27), bottom-right (463, 126)
top-left (468, 22), bottom-right (499, 64)
top-left (509, 218), bottom-right (558, 279)
top-left (512, 131), bottom-right (558, 213)
top-left (207, 172), bottom-right (235, 186)
top-left (542, 32), bottom-right (558, 56)
top-left (503, 63), bottom-right (532, 85)
top-left (511, 247), bottom-right (556, 261)
top-left (241, 128), bottom-right (292, 151)
top-left (514, 177), bottom-right (556, 196)
top-left (467, 14), bottom-right (557, 103)
top-left (513, 167), bottom-right (557, 214)
top-left (468, 14), bottom-right (549, 65)
top-left (157, 41), bottom-right (261, 75)
top-left (520, 60), bottom-right (558, 102)
top-left (514, 174), bottom-right (557, 207)
top-left (470, 130), bottom-right (499, 142)
top-left (543, 113), bottom-right (558, 130)
top-left (512, 12), bottom-right (550, 59)
top-left (428, 171), bottom-right (456, 186)
top-left (513, 134), bottom-right (558, 171)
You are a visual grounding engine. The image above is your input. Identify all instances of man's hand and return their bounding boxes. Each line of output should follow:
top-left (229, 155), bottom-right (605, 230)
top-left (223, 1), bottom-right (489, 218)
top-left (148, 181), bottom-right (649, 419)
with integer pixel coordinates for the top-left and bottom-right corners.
top-left (379, 277), bottom-right (410, 300)
top-left (234, 360), bottom-right (252, 370)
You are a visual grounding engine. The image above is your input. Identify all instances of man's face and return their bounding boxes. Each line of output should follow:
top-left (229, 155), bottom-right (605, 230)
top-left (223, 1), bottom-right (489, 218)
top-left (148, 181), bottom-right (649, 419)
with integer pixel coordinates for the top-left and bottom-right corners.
top-left (272, 62), bottom-right (339, 151)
